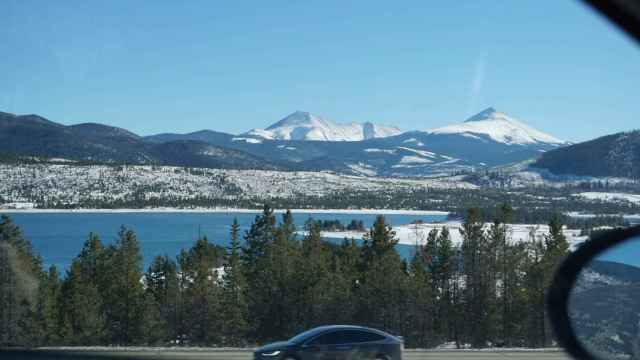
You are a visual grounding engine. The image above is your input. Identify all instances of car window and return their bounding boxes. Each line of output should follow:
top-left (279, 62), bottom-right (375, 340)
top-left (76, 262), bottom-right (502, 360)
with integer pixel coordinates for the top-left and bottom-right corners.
top-left (309, 330), bottom-right (385, 345)
top-left (345, 330), bottom-right (387, 343)
top-left (308, 332), bottom-right (335, 346)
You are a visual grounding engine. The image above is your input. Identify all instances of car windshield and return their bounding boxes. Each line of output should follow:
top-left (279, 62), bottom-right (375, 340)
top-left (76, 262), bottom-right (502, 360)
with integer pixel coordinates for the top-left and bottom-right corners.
top-left (1, 1), bottom-right (639, 360)
top-left (288, 328), bottom-right (325, 344)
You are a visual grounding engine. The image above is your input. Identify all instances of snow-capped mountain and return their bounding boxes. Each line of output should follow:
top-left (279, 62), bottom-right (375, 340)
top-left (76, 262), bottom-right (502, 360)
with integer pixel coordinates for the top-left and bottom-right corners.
top-left (244, 111), bottom-right (402, 141)
top-left (145, 107), bottom-right (570, 176)
top-left (3, 107), bottom-right (573, 178)
top-left (428, 107), bottom-right (565, 146)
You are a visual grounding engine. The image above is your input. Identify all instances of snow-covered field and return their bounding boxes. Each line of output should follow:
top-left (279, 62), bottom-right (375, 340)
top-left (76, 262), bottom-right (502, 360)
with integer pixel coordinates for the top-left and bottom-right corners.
top-left (0, 164), bottom-right (476, 207)
top-left (312, 221), bottom-right (586, 248)
top-left (469, 167), bottom-right (640, 189)
top-left (0, 207), bottom-right (450, 216)
top-left (575, 192), bottom-right (640, 204)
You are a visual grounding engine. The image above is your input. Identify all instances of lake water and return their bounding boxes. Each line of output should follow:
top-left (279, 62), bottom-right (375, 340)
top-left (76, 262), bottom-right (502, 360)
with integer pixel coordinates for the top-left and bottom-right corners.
top-left (3, 211), bottom-right (446, 270)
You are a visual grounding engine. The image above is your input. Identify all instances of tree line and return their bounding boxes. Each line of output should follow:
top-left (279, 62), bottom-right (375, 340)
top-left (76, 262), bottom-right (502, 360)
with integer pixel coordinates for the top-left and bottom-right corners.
top-left (0, 204), bottom-right (569, 348)
top-left (317, 219), bottom-right (366, 232)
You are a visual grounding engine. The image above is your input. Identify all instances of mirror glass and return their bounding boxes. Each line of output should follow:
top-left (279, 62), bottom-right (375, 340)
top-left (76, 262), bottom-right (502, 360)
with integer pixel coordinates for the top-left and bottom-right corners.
top-left (569, 235), bottom-right (640, 360)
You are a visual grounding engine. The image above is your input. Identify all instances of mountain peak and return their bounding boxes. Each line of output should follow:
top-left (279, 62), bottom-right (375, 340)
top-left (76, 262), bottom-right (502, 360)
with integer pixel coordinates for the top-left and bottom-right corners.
top-left (265, 111), bottom-right (319, 130)
top-left (430, 108), bottom-right (565, 145)
top-left (245, 112), bottom-right (402, 141)
top-left (465, 107), bottom-right (501, 123)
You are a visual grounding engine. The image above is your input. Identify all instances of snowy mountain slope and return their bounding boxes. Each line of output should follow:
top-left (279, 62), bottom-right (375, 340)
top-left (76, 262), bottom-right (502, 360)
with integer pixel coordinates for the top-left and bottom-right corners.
top-left (575, 192), bottom-right (640, 204)
top-left (428, 107), bottom-right (565, 146)
top-left (143, 107), bottom-right (568, 176)
top-left (356, 107), bottom-right (570, 170)
top-left (2, 106), bottom-right (571, 177)
top-left (244, 111), bottom-right (402, 141)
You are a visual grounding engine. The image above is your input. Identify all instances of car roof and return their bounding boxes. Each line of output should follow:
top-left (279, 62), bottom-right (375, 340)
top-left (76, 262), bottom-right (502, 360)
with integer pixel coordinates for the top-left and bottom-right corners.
top-left (291, 325), bottom-right (395, 343)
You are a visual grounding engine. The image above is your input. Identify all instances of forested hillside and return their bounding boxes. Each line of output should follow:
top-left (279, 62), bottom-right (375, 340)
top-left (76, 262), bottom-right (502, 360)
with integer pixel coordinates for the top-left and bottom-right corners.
top-left (1, 205), bottom-right (571, 348)
top-left (534, 130), bottom-right (640, 179)
top-left (0, 112), bottom-right (284, 171)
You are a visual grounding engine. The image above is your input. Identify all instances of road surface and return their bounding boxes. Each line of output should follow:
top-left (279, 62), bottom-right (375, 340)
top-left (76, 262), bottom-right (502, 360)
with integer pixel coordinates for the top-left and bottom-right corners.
top-left (0, 348), bottom-right (573, 360)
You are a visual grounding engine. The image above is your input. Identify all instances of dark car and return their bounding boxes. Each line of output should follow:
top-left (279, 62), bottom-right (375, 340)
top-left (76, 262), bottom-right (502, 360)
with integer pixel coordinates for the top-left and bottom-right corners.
top-left (254, 325), bottom-right (403, 360)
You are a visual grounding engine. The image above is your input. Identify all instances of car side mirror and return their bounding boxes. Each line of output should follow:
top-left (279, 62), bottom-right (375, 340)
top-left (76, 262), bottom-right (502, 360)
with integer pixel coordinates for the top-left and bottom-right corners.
top-left (548, 226), bottom-right (640, 360)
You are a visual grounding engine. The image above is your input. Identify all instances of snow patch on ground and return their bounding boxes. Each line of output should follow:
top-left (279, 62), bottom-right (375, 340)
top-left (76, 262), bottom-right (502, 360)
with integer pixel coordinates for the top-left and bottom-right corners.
top-left (402, 138), bottom-right (425, 146)
top-left (315, 221), bottom-right (586, 247)
top-left (231, 137), bottom-right (263, 144)
top-left (0, 208), bottom-right (452, 215)
top-left (399, 156), bottom-right (433, 164)
top-left (0, 164), bottom-right (476, 207)
top-left (575, 192), bottom-right (640, 204)
top-left (397, 147), bottom-right (437, 158)
top-left (364, 148), bottom-right (396, 154)
top-left (347, 163), bottom-right (378, 177)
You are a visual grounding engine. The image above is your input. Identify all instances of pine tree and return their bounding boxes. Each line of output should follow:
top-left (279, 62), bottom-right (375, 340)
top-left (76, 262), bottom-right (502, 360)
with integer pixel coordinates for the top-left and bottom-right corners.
top-left (280, 209), bottom-right (296, 242)
top-left (361, 215), bottom-right (398, 266)
top-left (460, 208), bottom-right (490, 347)
top-left (36, 265), bottom-right (62, 345)
top-left (492, 203), bottom-right (513, 346)
top-left (60, 259), bottom-right (106, 345)
top-left (103, 227), bottom-right (146, 345)
top-left (543, 213), bottom-right (570, 286)
top-left (144, 255), bottom-right (180, 344)
top-left (220, 218), bottom-right (249, 346)
top-left (541, 213), bottom-right (569, 346)
top-left (325, 238), bottom-right (361, 325)
top-left (523, 226), bottom-right (546, 347)
top-left (406, 246), bottom-right (434, 347)
top-left (502, 241), bottom-right (529, 346)
top-left (358, 215), bottom-right (406, 336)
top-left (254, 212), bottom-right (301, 341)
top-left (297, 219), bottom-right (331, 329)
top-left (0, 215), bottom-right (45, 346)
top-left (434, 227), bottom-right (456, 345)
top-left (140, 291), bottom-right (167, 345)
top-left (242, 204), bottom-right (277, 269)
top-left (180, 236), bottom-right (223, 345)
top-left (59, 232), bottom-right (108, 345)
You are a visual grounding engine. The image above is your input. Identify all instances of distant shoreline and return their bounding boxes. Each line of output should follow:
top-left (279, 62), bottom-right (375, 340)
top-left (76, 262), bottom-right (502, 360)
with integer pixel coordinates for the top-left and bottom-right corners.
top-left (0, 208), bottom-right (450, 216)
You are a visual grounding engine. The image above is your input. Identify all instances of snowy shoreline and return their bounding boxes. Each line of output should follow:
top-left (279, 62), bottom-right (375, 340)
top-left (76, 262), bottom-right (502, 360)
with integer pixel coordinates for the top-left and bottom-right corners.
top-left (0, 207), bottom-right (450, 216)
top-left (311, 221), bottom-right (588, 248)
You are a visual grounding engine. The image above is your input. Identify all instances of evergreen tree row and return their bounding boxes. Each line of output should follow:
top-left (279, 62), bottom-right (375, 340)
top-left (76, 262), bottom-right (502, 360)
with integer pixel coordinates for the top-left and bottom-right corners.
top-left (0, 205), bottom-right (569, 348)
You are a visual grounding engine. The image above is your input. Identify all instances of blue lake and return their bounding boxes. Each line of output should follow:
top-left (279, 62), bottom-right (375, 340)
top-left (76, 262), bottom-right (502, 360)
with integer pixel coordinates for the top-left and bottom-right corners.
top-left (3, 211), bottom-right (446, 270)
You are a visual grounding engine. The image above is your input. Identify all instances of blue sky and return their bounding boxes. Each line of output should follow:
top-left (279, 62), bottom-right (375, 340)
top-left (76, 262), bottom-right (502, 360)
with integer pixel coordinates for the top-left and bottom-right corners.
top-left (2, 0), bottom-right (639, 142)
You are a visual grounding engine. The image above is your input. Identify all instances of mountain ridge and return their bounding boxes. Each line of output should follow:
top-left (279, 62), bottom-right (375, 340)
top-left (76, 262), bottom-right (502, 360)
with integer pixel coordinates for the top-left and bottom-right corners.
top-left (244, 111), bottom-right (402, 141)
top-left (0, 111), bottom-right (284, 170)
top-left (533, 130), bottom-right (640, 179)
top-left (0, 108), bottom-right (578, 177)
